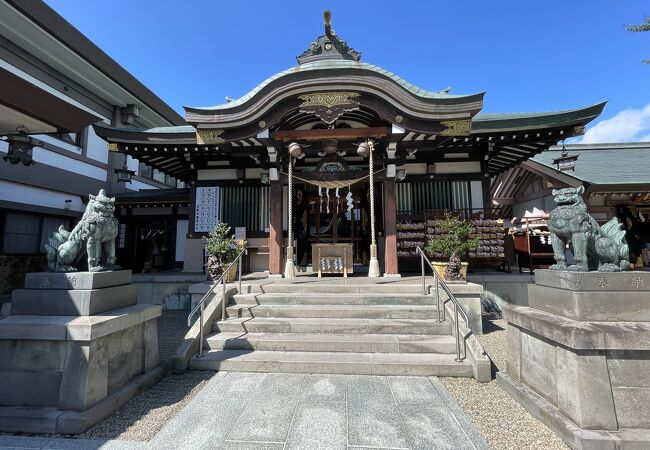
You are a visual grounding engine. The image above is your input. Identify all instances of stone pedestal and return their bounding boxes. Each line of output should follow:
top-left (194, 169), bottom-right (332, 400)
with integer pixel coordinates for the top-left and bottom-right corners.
top-left (498, 270), bottom-right (650, 449)
top-left (0, 271), bottom-right (163, 434)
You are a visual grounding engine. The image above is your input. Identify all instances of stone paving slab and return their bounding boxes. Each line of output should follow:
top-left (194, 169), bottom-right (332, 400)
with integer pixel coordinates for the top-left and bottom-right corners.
top-left (0, 372), bottom-right (490, 450)
top-left (0, 436), bottom-right (143, 449)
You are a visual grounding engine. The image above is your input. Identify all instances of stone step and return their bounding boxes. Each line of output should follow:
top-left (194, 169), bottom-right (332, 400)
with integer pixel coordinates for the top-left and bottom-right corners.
top-left (213, 317), bottom-right (451, 335)
top-left (204, 332), bottom-right (458, 354)
top-left (189, 350), bottom-right (472, 376)
top-left (225, 304), bottom-right (439, 320)
top-left (231, 292), bottom-right (437, 306)
top-left (254, 283), bottom-right (425, 294)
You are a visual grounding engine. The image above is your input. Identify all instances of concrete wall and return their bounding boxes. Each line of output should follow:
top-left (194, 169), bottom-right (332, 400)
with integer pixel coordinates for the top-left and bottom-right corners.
top-left (468, 273), bottom-right (535, 313)
top-left (183, 238), bottom-right (205, 272)
top-left (134, 273), bottom-right (206, 310)
top-left (448, 282), bottom-right (484, 334)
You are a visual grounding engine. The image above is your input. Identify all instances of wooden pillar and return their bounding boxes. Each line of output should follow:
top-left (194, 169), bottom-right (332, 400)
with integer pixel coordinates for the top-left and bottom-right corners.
top-left (383, 177), bottom-right (399, 275)
top-left (482, 175), bottom-right (491, 213)
top-left (481, 150), bottom-right (492, 212)
top-left (269, 179), bottom-right (283, 275)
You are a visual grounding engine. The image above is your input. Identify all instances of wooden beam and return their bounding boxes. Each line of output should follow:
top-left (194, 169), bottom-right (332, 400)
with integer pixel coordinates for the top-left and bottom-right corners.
top-left (273, 127), bottom-right (389, 141)
top-left (492, 198), bottom-right (515, 205)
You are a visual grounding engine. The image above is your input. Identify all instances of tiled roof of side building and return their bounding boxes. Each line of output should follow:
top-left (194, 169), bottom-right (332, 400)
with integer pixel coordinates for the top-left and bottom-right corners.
top-left (531, 142), bottom-right (650, 185)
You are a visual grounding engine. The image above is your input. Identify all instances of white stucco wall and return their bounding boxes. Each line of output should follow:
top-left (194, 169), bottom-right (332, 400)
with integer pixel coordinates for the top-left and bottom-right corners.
top-left (0, 179), bottom-right (85, 212)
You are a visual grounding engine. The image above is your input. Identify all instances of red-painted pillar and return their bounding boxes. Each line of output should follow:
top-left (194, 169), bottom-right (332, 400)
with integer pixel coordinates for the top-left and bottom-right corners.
top-left (383, 177), bottom-right (399, 275)
top-left (269, 179), bottom-right (283, 275)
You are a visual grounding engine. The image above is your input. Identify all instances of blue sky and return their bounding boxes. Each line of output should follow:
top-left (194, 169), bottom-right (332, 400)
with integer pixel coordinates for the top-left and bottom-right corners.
top-left (46, 0), bottom-right (650, 142)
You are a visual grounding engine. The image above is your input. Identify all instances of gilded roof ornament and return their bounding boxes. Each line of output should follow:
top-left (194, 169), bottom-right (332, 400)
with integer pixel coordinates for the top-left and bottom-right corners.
top-left (196, 128), bottom-right (225, 145)
top-left (298, 92), bottom-right (360, 124)
top-left (324, 10), bottom-right (332, 36)
top-left (440, 120), bottom-right (472, 136)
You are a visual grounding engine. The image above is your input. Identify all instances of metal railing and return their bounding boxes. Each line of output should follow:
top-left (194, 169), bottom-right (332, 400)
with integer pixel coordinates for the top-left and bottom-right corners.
top-left (187, 248), bottom-right (248, 357)
top-left (416, 246), bottom-right (469, 361)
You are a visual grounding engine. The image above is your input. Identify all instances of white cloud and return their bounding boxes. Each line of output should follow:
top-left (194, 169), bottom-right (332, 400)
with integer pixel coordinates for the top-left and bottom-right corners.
top-left (580, 104), bottom-right (650, 143)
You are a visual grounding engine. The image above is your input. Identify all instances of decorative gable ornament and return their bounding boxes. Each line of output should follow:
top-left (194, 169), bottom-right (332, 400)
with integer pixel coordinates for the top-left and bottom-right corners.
top-left (196, 128), bottom-right (225, 145)
top-left (296, 11), bottom-right (361, 65)
top-left (298, 92), bottom-right (360, 124)
top-left (440, 120), bottom-right (472, 136)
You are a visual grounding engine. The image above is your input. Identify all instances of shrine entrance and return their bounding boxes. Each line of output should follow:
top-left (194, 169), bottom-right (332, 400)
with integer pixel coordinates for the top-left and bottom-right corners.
top-left (293, 183), bottom-right (375, 269)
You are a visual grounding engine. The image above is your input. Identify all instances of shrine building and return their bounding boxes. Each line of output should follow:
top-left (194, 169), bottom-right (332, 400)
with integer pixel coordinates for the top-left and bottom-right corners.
top-left (94, 13), bottom-right (604, 277)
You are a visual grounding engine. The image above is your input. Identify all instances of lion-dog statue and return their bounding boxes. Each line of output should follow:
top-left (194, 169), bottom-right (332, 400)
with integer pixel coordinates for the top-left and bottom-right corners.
top-left (547, 185), bottom-right (628, 272)
top-left (45, 189), bottom-right (119, 272)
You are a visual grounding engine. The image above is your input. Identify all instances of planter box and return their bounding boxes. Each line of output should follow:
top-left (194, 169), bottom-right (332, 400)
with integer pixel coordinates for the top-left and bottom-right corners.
top-left (432, 261), bottom-right (469, 281)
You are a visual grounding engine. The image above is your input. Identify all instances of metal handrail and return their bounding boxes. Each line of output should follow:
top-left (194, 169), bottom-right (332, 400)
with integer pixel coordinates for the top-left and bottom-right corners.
top-left (416, 246), bottom-right (469, 362)
top-left (187, 248), bottom-right (248, 357)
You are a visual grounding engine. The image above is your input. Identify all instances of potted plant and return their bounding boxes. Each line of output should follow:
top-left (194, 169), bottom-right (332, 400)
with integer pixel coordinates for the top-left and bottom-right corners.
top-left (424, 211), bottom-right (478, 281)
top-left (204, 223), bottom-right (244, 282)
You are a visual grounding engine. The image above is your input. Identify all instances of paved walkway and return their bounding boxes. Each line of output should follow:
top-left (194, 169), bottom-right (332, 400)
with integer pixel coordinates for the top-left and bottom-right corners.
top-left (0, 372), bottom-right (489, 450)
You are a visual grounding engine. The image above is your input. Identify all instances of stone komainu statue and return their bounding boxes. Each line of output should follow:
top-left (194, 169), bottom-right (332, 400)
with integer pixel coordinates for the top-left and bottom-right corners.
top-left (548, 186), bottom-right (629, 272)
top-left (45, 189), bottom-right (119, 272)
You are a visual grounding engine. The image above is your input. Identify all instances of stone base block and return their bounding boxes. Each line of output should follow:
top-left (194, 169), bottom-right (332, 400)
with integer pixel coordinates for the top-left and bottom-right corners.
top-left (0, 364), bottom-right (166, 434)
top-left (528, 284), bottom-right (650, 322)
top-left (527, 270), bottom-right (650, 323)
top-left (11, 284), bottom-right (138, 316)
top-left (24, 270), bottom-right (132, 290)
top-left (535, 269), bottom-right (650, 292)
top-left (0, 275), bottom-right (161, 433)
top-left (503, 268), bottom-right (650, 450)
top-left (498, 372), bottom-right (650, 450)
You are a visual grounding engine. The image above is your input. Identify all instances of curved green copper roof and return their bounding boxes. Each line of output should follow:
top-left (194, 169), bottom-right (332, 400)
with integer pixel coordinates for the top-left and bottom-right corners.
top-left (472, 102), bottom-right (606, 132)
top-left (95, 102), bottom-right (605, 139)
top-left (475, 103), bottom-right (605, 121)
top-left (185, 60), bottom-right (473, 111)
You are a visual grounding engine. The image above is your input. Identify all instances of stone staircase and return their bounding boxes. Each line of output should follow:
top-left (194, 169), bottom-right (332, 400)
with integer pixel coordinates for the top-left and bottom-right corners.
top-left (189, 281), bottom-right (486, 378)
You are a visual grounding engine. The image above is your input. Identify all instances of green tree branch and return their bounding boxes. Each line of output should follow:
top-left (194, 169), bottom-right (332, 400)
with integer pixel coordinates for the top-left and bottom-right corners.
top-left (626, 17), bottom-right (650, 64)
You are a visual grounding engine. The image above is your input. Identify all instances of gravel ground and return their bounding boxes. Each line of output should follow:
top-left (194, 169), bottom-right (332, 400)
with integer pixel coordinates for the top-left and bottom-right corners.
top-left (156, 310), bottom-right (191, 364)
top-left (79, 370), bottom-right (214, 441)
top-left (80, 309), bottom-right (215, 441)
top-left (440, 315), bottom-right (569, 450)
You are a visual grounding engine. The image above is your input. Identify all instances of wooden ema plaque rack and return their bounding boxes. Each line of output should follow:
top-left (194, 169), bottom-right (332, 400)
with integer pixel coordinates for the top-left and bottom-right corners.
top-left (312, 243), bottom-right (353, 277)
top-left (396, 211), bottom-right (507, 271)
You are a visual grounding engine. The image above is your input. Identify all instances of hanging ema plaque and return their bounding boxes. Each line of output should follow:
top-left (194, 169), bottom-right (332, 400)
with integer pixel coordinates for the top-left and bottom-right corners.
top-left (194, 186), bottom-right (221, 232)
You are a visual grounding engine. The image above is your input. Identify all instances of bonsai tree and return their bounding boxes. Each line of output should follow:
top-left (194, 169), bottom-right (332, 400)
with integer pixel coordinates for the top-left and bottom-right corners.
top-left (424, 211), bottom-right (478, 280)
top-left (204, 223), bottom-right (241, 280)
